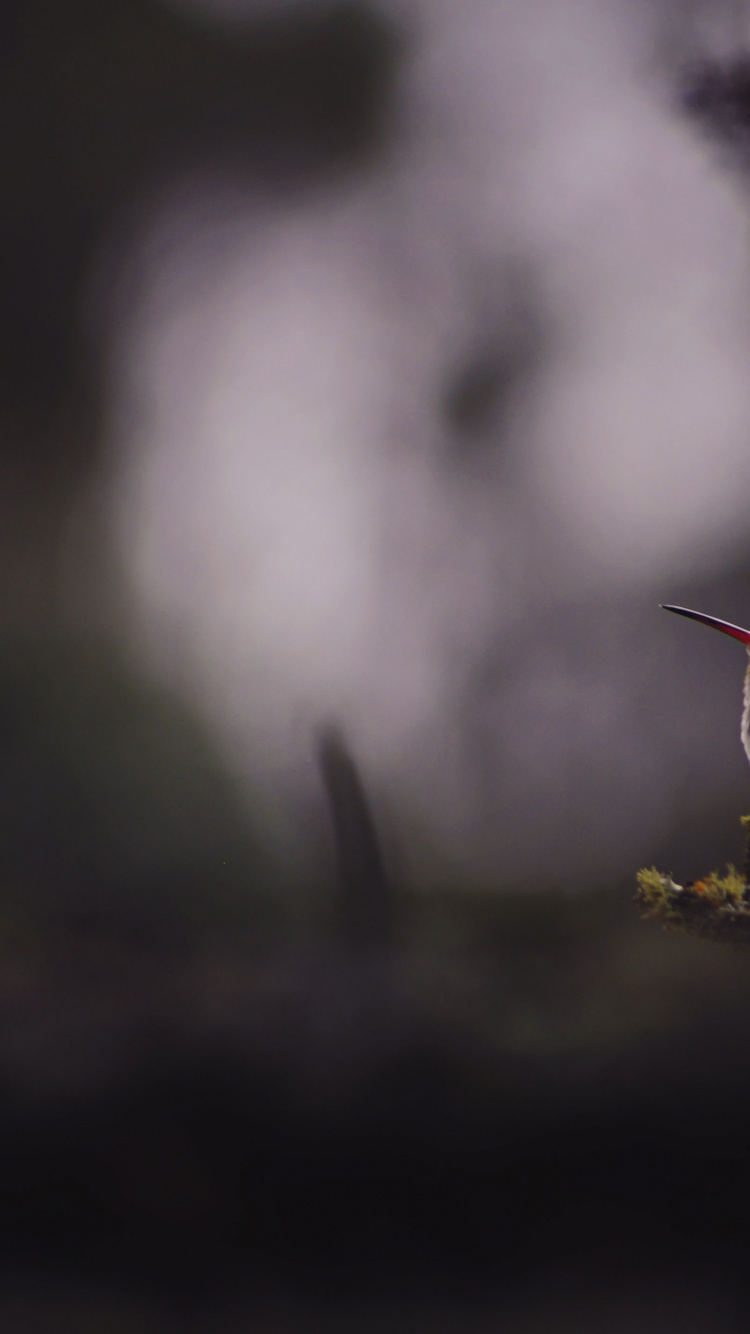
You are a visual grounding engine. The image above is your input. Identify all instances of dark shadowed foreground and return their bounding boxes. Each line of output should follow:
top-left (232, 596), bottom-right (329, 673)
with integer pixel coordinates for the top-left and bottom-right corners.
top-left (0, 638), bottom-right (747, 1332)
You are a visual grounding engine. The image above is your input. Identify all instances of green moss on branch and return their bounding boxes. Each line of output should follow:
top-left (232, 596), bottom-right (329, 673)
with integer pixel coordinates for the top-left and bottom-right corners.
top-left (636, 843), bottom-right (750, 947)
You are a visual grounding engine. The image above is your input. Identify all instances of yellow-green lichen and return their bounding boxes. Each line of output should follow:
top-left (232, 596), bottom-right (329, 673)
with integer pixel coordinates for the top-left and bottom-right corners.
top-left (701, 866), bottom-right (746, 907)
top-left (636, 837), bottom-right (750, 947)
top-left (635, 867), bottom-right (685, 927)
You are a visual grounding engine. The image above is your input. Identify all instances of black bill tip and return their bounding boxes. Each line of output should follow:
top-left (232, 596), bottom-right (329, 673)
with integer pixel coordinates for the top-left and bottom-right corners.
top-left (660, 604), bottom-right (750, 646)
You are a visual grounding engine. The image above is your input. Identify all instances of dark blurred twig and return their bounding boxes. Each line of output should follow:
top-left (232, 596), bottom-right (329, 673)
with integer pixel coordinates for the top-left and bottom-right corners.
top-left (315, 723), bottom-right (391, 950)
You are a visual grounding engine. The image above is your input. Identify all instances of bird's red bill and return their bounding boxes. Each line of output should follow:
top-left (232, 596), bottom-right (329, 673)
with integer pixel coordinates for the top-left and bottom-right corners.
top-left (661, 604), bottom-right (750, 645)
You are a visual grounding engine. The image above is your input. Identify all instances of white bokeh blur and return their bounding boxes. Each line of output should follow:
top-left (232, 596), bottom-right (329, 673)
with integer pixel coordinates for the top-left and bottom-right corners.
top-left (90, 0), bottom-right (750, 884)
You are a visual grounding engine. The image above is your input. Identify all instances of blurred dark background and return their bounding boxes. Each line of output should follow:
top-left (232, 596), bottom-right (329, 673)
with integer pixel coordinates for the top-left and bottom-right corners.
top-left (4, 0), bottom-right (750, 1329)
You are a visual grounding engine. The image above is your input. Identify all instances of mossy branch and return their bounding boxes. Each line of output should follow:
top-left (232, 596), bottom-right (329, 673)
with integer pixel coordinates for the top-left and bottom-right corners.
top-left (636, 817), bottom-right (750, 947)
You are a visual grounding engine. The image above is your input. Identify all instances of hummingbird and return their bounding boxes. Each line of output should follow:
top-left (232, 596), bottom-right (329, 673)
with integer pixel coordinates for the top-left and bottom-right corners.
top-left (662, 604), bottom-right (750, 767)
